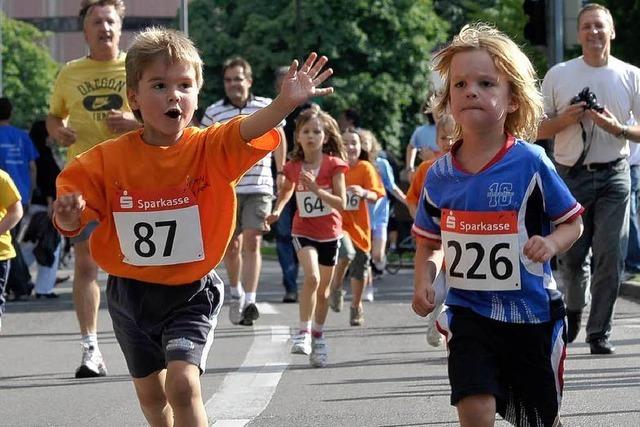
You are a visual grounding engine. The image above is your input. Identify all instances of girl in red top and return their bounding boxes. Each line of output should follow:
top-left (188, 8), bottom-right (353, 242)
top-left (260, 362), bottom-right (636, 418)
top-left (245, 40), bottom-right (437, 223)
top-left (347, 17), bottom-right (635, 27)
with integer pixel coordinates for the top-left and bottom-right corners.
top-left (266, 106), bottom-right (347, 367)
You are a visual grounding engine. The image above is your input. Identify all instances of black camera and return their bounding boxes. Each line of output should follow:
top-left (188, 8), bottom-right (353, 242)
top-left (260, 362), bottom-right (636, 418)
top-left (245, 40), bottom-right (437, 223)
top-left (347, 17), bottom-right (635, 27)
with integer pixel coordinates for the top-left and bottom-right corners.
top-left (570, 86), bottom-right (604, 113)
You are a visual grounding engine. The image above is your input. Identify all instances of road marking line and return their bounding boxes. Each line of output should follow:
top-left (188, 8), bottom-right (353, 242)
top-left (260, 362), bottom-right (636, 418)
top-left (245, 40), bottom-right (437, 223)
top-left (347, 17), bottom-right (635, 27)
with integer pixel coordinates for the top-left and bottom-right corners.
top-left (255, 302), bottom-right (279, 314)
top-left (207, 325), bottom-right (291, 426)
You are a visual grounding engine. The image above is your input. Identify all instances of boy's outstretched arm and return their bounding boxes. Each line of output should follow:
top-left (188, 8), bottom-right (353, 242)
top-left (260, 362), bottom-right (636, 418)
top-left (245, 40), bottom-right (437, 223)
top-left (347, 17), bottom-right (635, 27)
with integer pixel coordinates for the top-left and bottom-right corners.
top-left (413, 237), bottom-right (444, 317)
top-left (240, 52), bottom-right (333, 141)
top-left (53, 193), bottom-right (86, 232)
top-left (523, 217), bottom-right (583, 263)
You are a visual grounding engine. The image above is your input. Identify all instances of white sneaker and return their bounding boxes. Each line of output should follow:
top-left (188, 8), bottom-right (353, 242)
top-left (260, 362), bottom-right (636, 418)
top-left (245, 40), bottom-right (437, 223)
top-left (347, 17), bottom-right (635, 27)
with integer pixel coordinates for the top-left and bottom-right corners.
top-left (309, 336), bottom-right (328, 368)
top-left (291, 332), bottom-right (312, 355)
top-left (426, 307), bottom-right (443, 348)
top-left (75, 344), bottom-right (108, 378)
top-left (364, 285), bottom-right (374, 302)
top-left (229, 292), bottom-right (245, 325)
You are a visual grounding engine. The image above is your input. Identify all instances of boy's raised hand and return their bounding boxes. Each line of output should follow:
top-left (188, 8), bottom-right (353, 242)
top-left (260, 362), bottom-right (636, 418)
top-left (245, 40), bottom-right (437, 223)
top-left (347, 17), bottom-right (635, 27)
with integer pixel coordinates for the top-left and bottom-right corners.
top-left (279, 52), bottom-right (333, 110)
top-left (53, 193), bottom-right (86, 231)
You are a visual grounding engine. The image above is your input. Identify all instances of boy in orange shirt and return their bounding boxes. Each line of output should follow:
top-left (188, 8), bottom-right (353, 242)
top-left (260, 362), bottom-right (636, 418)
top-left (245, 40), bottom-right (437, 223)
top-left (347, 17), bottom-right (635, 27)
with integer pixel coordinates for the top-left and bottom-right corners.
top-left (53, 28), bottom-right (333, 426)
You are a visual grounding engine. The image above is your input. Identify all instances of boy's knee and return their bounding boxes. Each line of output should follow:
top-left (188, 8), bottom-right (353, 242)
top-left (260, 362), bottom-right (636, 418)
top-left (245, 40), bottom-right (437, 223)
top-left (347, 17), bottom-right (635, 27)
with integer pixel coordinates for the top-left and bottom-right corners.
top-left (456, 394), bottom-right (495, 426)
top-left (165, 367), bottom-right (200, 407)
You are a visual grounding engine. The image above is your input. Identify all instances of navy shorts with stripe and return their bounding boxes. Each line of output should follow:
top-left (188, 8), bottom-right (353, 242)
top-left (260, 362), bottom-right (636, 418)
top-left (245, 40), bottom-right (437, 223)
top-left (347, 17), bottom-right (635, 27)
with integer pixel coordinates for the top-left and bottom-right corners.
top-left (107, 271), bottom-right (223, 378)
top-left (437, 306), bottom-right (566, 427)
top-left (292, 236), bottom-right (340, 266)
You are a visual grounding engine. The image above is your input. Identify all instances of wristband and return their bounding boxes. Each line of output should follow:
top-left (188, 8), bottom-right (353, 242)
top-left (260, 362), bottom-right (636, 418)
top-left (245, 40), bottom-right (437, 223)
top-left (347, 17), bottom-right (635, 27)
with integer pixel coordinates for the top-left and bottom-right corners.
top-left (276, 171), bottom-right (284, 175)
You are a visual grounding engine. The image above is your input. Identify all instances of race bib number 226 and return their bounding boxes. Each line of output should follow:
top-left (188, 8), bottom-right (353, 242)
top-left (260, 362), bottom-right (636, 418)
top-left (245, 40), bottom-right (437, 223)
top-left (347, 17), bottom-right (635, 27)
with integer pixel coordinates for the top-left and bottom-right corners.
top-left (440, 209), bottom-right (521, 291)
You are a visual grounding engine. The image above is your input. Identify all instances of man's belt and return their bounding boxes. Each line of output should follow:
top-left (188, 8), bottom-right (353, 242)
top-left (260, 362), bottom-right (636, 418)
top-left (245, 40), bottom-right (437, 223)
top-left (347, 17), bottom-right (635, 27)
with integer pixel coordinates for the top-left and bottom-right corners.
top-left (582, 157), bottom-right (625, 172)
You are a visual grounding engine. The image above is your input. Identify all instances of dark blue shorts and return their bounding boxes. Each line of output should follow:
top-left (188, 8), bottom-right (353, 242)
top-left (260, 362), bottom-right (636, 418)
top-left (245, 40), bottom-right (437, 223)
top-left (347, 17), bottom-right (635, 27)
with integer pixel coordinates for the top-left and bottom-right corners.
top-left (107, 271), bottom-right (223, 378)
top-left (437, 306), bottom-right (566, 427)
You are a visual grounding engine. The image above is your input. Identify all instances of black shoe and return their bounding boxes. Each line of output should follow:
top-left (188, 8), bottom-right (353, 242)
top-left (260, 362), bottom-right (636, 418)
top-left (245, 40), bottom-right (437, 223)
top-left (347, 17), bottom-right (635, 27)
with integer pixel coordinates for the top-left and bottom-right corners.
top-left (282, 291), bottom-right (298, 303)
top-left (239, 303), bottom-right (260, 326)
top-left (55, 275), bottom-right (70, 285)
top-left (589, 338), bottom-right (615, 355)
top-left (36, 292), bottom-right (59, 299)
top-left (566, 310), bottom-right (582, 343)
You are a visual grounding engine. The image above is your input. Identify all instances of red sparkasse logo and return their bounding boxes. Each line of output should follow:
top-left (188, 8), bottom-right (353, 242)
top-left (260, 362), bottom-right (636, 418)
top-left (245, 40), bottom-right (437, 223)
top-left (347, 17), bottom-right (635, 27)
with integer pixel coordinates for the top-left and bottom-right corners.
top-left (441, 209), bottom-right (517, 235)
top-left (114, 186), bottom-right (196, 212)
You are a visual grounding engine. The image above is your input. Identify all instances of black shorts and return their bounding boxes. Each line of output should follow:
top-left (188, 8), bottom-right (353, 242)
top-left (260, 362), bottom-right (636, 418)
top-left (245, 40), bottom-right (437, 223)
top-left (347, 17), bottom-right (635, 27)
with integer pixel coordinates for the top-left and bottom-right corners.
top-left (437, 306), bottom-right (566, 427)
top-left (106, 271), bottom-right (223, 378)
top-left (292, 236), bottom-right (340, 266)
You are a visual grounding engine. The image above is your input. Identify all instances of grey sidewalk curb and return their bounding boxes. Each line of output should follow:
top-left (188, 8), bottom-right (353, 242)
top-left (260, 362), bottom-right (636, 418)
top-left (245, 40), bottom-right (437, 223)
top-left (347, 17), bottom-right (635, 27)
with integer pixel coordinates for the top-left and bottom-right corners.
top-left (621, 280), bottom-right (640, 300)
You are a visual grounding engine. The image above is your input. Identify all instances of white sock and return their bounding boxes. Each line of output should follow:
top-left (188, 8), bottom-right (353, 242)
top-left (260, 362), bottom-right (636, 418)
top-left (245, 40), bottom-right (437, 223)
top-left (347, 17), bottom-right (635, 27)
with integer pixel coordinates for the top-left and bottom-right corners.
top-left (230, 283), bottom-right (243, 298)
top-left (82, 333), bottom-right (99, 351)
top-left (312, 322), bottom-right (324, 338)
top-left (245, 292), bottom-right (256, 305)
top-left (299, 321), bottom-right (312, 334)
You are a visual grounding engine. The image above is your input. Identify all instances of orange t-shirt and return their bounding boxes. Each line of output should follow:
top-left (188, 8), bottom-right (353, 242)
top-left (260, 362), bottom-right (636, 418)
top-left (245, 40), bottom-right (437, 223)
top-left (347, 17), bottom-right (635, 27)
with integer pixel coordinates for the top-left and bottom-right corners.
top-left (406, 159), bottom-right (435, 208)
top-left (55, 116), bottom-right (279, 285)
top-left (342, 160), bottom-right (386, 252)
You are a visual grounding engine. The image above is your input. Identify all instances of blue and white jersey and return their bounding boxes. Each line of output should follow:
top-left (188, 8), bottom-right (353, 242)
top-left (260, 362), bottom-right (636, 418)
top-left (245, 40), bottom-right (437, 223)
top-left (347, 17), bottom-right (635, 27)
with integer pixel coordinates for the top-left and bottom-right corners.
top-left (412, 136), bottom-right (583, 324)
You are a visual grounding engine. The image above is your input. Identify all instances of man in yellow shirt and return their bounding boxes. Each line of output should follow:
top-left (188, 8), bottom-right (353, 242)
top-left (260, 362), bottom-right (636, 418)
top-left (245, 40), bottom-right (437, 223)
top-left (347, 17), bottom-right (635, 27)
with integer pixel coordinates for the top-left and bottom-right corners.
top-left (0, 170), bottom-right (24, 333)
top-left (46, 0), bottom-right (139, 378)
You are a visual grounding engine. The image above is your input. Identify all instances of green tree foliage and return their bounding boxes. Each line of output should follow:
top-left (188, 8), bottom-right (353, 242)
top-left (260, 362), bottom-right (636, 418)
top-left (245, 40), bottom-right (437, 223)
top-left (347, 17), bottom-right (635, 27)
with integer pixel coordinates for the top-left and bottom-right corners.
top-left (188, 0), bottom-right (448, 156)
top-left (434, 0), bottom-right (548, 76)
top-left (0, 13), bottom-right (59, 129)
top-left (595, 0), bottom-right (640, 66)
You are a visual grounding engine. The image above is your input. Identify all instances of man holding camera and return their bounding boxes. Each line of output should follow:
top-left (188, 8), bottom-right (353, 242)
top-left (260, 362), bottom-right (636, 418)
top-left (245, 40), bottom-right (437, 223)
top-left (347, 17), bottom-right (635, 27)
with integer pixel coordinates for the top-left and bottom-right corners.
top-left (539, 3), bottom-right (640, 354)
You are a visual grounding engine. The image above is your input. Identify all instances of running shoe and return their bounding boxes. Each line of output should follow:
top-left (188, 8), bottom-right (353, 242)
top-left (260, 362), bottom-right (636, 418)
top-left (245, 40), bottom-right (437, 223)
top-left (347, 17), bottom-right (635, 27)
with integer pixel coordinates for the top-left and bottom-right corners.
top-left (291, 332), bottom-right (312, 355)
top-left (309, 336), bottom-right (328, 368)
top-left (329, 288), bottom-right (344, 312)
top-left (350, 306), bottom-right (364, 326)
top-left (229, 293), bottom-right (245, 325)
top-left (75, 344), bottom-right (107, 378)
top-left (239, 302), bottom-right (260, 326)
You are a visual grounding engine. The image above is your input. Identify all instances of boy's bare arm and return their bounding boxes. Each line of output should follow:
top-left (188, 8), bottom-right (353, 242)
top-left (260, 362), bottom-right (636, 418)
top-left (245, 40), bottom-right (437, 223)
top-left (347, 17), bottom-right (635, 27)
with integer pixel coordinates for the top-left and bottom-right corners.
top-left (53, 193), bottom-right (86, 231)
top-left (240, 53), bottom-right (333, 141)
top-left (523, 217), bottom-right (583, 263)
top-left (413, 237), bottom-right (443, 317)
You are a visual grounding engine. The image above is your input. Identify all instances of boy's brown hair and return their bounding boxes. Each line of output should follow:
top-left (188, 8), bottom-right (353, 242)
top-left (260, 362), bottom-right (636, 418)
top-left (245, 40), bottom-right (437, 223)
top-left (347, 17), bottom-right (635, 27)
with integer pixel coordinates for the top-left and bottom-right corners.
top-left (125, 28), bottom-right (203, 121)
top-left (431, 23), bottom-right (544, 141)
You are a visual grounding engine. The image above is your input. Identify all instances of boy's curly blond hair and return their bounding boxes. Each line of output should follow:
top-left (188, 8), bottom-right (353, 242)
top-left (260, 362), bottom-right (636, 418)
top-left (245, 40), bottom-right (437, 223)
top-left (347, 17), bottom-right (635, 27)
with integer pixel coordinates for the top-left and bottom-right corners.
top-left (431, 23), bottom-right (543, 141)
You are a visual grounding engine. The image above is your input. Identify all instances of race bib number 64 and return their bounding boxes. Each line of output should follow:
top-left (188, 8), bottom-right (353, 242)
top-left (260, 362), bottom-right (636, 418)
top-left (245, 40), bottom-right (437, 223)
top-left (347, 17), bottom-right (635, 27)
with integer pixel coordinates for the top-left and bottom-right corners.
top-left (112, 187), bottom-right (204, 266)
top-left (440, 209), bottom-right (521, 291)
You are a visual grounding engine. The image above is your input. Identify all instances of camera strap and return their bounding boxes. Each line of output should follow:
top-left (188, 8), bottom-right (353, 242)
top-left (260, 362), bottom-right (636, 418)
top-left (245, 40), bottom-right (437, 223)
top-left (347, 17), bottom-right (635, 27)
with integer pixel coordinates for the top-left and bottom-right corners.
top-left (569, 122), bottom-right (594, 174)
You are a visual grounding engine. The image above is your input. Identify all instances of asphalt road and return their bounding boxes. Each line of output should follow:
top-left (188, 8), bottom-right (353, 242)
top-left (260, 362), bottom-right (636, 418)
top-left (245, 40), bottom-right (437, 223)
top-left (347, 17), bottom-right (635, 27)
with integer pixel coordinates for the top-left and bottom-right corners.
top-left (1, 259), bottom-right (639, 426)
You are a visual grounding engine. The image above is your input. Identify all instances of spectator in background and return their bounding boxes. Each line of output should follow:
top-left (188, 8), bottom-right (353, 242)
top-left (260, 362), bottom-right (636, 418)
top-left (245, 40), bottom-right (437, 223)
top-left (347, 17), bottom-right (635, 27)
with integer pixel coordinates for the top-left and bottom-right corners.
top-left (21, 120), bottom-right (64, 299)
top-left (405, 102), bottom-right (437, 183)
top-left (539, 3), bottom-right (640, 354)
top-left (337, 108), bottom-right (361, 132)
top-left (626, 121), bottom-right (640, 276)
top-left (46, 0), bottom-right (139, 378)
top-left (0, 97), bottom-right (38, 301)
top-left (272, 66), bottom-right (311, 303)
top-left (201, 56), bottom-right (287, 325)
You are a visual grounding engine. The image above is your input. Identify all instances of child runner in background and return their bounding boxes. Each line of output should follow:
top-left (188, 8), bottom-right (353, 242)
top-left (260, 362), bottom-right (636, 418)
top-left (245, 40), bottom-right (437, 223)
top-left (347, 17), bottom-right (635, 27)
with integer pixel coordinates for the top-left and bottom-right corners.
top-left (0, 170), bottom-right (23, 333)
top-left (358, 129), bottom-right (407, 300)
top-left (406, 113), bottom-right (455, 347)
top-left (266, 106), bottom-right (347, 367)
top-left (54, 27), bottom-right (333, 426)
top-left (329, 128), bottom-right (385, 326)
top-left (412, 24), bottom-right (583, 426)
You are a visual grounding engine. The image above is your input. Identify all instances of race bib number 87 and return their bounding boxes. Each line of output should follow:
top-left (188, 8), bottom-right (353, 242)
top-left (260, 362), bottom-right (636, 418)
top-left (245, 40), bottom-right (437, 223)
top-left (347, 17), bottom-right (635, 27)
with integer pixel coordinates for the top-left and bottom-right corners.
top-left (440, 209), bottom-right (521, 291)
top-left (112, 187), bottom-right (204, 266)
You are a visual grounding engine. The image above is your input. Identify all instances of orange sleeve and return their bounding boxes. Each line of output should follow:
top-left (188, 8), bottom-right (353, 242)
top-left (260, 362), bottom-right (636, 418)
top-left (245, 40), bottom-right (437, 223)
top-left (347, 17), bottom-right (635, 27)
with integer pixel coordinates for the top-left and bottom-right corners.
top-left (406, 160), bottom-right (431, 207)
top-left (54, 149), bottom-right (108, 236)
top-left (206, 116), bottom-right (280, 183)
top-left (364, 162), bottom-right (386, 199)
